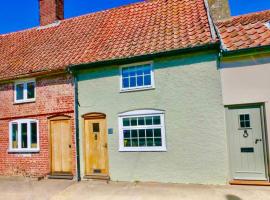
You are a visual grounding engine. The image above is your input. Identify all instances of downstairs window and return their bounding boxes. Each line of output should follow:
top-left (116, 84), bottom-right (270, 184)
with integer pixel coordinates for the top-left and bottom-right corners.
top-left (9, 119), bottom-right (39, 152)
top-left (118, 109), bottom-right (166, 152)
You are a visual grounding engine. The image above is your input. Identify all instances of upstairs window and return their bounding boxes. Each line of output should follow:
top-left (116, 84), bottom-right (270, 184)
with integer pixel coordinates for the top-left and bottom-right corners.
top-left (120, 62), bottom-right (154, 91)
top-left (118, 109), bottom-right (166, 152)
top-left (14, 80), bottom-right (36, 103)
top-left (9, 119), bottom-right (39, 152)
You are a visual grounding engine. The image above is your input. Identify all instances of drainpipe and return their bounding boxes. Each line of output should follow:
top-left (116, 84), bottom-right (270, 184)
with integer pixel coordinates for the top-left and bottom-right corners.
top-left (72, 72), bottom-right (81, 181)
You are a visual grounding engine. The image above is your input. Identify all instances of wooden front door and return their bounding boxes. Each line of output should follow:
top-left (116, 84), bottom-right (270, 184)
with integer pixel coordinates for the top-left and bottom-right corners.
top-left (226, 105), bottom-right (267, 180)
top-left (84, 114), bottom-right (109, 176)
top-left (50, 118), bottom-right (72, 174)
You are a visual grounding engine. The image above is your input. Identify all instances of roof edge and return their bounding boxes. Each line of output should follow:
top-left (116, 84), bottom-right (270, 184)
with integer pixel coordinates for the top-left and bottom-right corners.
top-left (221, 44), bottom-right (270, 57)
top-left (69, 42), bottom-right (220, 72)
top-left (203, 0), bottom-right (217, 41)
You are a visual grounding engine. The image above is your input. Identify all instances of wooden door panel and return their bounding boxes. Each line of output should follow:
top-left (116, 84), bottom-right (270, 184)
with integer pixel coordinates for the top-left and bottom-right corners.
top-left (61, 120), bottom-right (72, 173)
top-left (84, 118), bottom-right (108, 176)
top-left (51, 121), bottom-right (62, 172)
top-left (50, 119), bottom-right (72, 174)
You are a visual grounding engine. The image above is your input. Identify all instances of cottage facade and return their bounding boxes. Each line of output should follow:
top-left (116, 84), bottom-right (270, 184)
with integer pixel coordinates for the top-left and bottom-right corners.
top-left (69, 0), bottom-right (229, 184)
top-left (217, 11), bottom-right (270, 184)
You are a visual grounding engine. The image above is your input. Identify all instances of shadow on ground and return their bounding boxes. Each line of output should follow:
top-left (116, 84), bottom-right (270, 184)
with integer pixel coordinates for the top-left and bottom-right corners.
top-left (226, 194), bottom-right (242, 200)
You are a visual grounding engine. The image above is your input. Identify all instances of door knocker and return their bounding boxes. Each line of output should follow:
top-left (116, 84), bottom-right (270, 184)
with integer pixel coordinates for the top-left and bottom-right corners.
top-left (243, 130), bottom-right (248, 138)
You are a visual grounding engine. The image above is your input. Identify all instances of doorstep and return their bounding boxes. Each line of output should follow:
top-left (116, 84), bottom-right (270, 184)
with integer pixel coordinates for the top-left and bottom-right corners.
top-left (48, 173), bottom-right (74, 180)
top-left (84, 174), bottom-right (110, 181)
top-left (230, 180), bottom-right (270, 186)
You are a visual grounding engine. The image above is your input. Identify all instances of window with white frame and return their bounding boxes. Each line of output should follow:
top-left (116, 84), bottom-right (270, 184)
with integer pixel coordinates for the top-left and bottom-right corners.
top-left (118, 109), bottom-right (166, 151)
top-left (120, 63), bottom-right (154, 91)
top-left (14, 80), bottom-right (36, 103)
top-left (9, 119), bottom-right (39, 152)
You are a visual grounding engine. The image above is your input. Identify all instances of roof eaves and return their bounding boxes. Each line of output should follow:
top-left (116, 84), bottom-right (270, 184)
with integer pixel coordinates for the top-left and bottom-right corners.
top-left (221, 44), bottom-right (270, 57)
top-left (68, 42), bottom-right (220, 72)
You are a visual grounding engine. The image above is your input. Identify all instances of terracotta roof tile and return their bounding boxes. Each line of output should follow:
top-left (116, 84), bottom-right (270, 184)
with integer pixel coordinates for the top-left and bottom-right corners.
top-left (217, 10), bottom-right (270, 51)
top-left (0, 0), bottom-right (215, 81)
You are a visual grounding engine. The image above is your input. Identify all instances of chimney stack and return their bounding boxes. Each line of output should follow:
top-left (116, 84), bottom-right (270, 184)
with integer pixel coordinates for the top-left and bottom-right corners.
top-left (39, 0), bottom-right (64, 26)
top-left (207, 0), bottom-right (231, 21)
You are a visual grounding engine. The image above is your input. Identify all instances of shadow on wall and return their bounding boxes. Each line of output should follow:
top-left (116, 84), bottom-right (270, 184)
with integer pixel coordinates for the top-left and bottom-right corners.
top-left (226, 194), bottom-right (242, 200)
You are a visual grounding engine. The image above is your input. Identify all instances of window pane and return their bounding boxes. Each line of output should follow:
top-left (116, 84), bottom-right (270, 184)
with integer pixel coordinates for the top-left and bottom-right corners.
top-left (93, 123), bottom-right (100, 132)
top-left (122, 68), bottom-right (129, 77)
top-left (131, 118), bottom-right (137, 126)
top-left (31, 122), bottom-right (37, 148)
top-left (21, 123), bottom-right (28, 148)
top-left (131, 130), bottom-right (138, 138)
top-left (240, 114), bottom-right (245, 121)
top-left (142, 65), bottom-right (151, 75)
top-left (137, 76), bottom-right (143, 87)
top-left (146, 117), bottom-right (152, 125)
top-left (129, 67), bottom-right (136, 76)
top-left (146, 138), bottom-right (153, 146)
top-left (153, 116), bottom-right (161, 125)
top-left (131, 139), bottom-right (138, 147)
top-left (139, 129), bottom-right (145, 137)
top-left (138, 117), bottom-right (145, 125)
top-left (139, 138), bottom-right (146, 147)
top-left (123, 78), bottom-right (129, 88)
top-left (124, 139), bottom-right (131, 147)
top-left (146, 129), bottom-right (153, 137)
top-left (123, 118), bottom-right (130, 127)
top-left (130, 77), bottom-right (136, 87)
top-left (27, 82), bottom-right (35, 99)
top-left (12, 123), bottom-right (18, 149)
top-left (144, 75), bottom-right (151, 86)
top-left (154, 129), bottom-right (161, 137)
top-left (154, 138), bottom-right (162, 146)
top-left (137, 68), bottom-right (143, 76)
top-left (124, 130), bottom-right (130, 138)
top-left (16, 84), bottom-right (24, 100)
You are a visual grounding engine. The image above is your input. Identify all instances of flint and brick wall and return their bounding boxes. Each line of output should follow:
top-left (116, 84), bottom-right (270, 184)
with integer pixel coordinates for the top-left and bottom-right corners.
top-left (0, 74), bottom-right (75, 177)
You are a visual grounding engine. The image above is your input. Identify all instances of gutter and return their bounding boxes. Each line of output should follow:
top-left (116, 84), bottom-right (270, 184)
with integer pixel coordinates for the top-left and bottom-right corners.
top-left (68, 43), bottom-right (219, 72)
top-left (221, 44), bottom-right (270, 57)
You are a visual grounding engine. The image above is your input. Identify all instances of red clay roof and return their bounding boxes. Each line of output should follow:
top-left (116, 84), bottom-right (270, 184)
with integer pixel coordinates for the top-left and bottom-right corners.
top-left (0, 0), bottom-right (216, 81)
top-left (217, 10), bottom-right (270, 51)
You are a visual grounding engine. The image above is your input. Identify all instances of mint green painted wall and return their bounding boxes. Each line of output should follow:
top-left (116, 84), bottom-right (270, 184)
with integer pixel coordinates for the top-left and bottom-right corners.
top-left (77, 52), bottom-right (228, 184)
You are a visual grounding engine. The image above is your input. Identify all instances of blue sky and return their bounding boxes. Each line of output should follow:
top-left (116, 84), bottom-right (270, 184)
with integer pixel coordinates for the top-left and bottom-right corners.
top-left (0, 0), bottom-right (269, 34)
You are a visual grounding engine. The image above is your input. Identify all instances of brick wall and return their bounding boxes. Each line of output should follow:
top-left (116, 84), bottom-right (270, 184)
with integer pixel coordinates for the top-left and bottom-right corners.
top-left (0, 74), bottom-right (75, 177)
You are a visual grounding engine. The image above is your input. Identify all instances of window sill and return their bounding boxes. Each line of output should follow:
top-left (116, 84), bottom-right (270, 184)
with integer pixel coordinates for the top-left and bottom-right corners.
top-left (8, 149), bottom-right (40, 153)
top-left (120, 86), bottom-right (155, 93)
top-left (14, 99), bottom-right (36, 105)
top-left (119, 147), bottom-right (167, 152)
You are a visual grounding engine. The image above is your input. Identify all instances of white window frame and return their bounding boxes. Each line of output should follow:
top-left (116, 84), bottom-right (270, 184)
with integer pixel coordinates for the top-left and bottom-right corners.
top-left (14, 79), bottom-right (36, 103)
top-left (120, 62), bottom-right (155, 92)
top-left (9, 119), bottom-right (40, 153)
top-left (118, 109), bottom-right (166, 152)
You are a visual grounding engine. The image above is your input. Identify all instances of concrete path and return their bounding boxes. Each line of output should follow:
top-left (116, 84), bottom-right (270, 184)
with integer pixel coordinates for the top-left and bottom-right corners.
top-left (0, 179), bottom-right (270, 200)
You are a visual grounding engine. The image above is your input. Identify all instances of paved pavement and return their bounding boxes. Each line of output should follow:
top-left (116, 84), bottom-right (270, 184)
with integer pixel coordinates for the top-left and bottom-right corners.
top-left (0, 178), bottom-right (270, 200)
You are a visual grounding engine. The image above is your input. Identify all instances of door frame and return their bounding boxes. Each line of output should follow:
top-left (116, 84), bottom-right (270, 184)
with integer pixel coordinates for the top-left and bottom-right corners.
top-left (48, 115), bottom-right (72, 174)
top-left (225, 103), bottom-right (270, 181)
top-left (82, 112), bottom-right (109, 177)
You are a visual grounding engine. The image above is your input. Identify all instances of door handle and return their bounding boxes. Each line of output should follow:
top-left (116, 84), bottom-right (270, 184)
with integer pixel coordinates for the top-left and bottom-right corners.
top-left (69, 144), bottom-right (72, 148)
top-left (255, 139), bottom-right (262, 144)
top-left (103, 143), bottom-right (108, 148)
